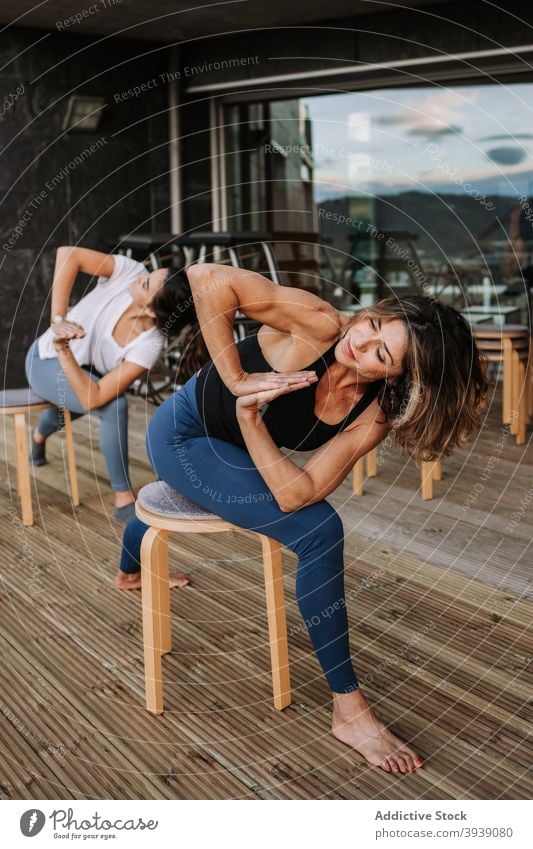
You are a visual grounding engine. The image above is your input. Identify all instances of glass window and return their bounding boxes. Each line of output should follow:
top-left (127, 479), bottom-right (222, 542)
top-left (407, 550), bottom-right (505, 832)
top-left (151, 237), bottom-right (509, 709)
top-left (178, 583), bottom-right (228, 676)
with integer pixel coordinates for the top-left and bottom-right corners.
top-left (224, 81), bottom-right (533, 311)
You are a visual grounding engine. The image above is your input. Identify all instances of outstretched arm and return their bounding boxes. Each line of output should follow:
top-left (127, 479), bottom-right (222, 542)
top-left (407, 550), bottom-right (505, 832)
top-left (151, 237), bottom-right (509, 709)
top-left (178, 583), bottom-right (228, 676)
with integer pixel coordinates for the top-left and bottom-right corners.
top-left (235, 387), bottom-right (389, 512)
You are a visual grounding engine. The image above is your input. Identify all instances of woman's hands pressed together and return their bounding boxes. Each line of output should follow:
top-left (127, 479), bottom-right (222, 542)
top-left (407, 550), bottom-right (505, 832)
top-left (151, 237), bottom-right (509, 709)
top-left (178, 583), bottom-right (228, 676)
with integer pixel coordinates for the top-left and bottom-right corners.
top-left (51, 319), bottom-right (86, 341)
top-left (52, 336), bottom-right (71, 352)
top-left (232, 367), bottom-right (321, 513)
top-left (234, 369), bottom-right (318, 419)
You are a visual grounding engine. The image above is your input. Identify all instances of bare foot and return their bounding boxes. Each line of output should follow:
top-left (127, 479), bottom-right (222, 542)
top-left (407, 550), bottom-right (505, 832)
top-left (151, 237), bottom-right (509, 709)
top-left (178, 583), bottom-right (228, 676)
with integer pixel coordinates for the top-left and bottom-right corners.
top-left (33, 427), bottom-right (46, 445)
top-left (115, 490), bottom-right (136, 509)
top-left (115, 570), bottom-right (192, 591)
top-left (332, 689), bottom-right (424, 774)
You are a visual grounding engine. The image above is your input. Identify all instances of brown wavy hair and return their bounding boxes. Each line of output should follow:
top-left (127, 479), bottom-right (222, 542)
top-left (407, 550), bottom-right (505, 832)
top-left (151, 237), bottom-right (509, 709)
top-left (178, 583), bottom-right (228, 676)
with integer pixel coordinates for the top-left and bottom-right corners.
top-left (353, 295), bottom-right (489, 461)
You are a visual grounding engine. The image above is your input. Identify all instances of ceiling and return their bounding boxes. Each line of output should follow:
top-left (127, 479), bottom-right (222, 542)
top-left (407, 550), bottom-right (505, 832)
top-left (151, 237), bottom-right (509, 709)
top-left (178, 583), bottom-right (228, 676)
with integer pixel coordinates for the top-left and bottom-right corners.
top-left (0, 0), bottom-right (446, 43)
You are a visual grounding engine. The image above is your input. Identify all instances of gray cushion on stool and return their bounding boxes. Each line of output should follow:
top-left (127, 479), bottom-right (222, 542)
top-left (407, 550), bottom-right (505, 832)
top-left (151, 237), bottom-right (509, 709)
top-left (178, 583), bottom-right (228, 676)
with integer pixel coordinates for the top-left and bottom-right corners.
top-left (138, 481), bottom-right (220, 520)
top-left (0, 388), bottom-right (48, 408)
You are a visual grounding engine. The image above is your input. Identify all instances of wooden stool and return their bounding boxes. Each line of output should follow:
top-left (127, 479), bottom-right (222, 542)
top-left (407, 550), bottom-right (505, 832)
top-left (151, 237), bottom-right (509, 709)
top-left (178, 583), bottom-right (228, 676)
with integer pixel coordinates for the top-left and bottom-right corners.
top-left (0, 389), bottom-right (79, 526)
top-left (473, 325), bottom-right (531, 445)
top-left (135, 481), bottom-right (291, 715)
top-left (353, 449), bottom-right (442, 501)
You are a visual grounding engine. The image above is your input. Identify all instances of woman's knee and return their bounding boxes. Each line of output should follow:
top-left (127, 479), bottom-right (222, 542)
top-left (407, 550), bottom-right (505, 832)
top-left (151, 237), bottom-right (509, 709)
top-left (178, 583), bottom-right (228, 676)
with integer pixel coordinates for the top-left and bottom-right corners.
top-left (98, 394), bottom-right (128, 419)
top-left (320, 504), bottom-right (345, 544)
top-left (25, 342), bottom-right (48, 395)
top-left (291, 501), bottom-right (344, 556)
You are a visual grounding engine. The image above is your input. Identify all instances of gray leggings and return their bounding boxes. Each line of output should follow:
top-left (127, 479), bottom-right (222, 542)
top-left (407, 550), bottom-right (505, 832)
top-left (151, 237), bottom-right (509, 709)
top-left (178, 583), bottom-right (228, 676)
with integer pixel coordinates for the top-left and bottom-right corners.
top-left (25, 340), bottom-right (131, 492)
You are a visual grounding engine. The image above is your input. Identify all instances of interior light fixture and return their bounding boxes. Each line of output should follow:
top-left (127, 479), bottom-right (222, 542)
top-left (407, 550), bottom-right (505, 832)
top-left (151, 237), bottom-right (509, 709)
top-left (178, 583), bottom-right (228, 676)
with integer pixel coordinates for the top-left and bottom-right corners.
top-left (63, 95), bottom-right (105, 132)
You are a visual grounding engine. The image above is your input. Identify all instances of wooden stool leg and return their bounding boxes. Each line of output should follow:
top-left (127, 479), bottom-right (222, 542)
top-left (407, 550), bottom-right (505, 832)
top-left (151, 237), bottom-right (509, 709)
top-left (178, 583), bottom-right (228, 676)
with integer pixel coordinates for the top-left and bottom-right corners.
top-left (526, 340), bottom-right (532, 420)
top-left (510, 346), bottom-right (528, 441)
top-left (14, 412), bottom-right (33, 526)
top-left (158, 533), bottom-right (172, 656)
top-left (420, 461), bottom-right (434, 501)
top-left (62, 410), bottom-right (80, 507)
top-left (352, 458), bottom-right (364, 496)
top-left (141, 527), bottom-right (169, 714)
top-left (516, 354), bottom-right (527, 445)
top-left (527, 342), bottom-right (533, 420)
top-left (510, 345), bottom-right (518, 436)
top-left (432, 459), bottom-right (442, 481)
top-left (260, 535), bottom-right (291, 710)
top-left (503, 338), bottom-right (513, 428)
top-left (366, 447), bottom-right (378, 478)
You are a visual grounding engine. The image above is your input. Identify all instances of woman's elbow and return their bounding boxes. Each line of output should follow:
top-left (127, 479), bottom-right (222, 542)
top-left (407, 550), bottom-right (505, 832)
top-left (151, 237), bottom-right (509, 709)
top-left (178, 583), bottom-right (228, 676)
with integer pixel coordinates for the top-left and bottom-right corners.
top-left (277, 494), bottom-right (304, 513)
top-left (57, 245), bottom-right (75, 259)
top-left (277, 478), bottom-right (316, 512)
top-left (186, 263), bottom-right (214, 288)
top-left (83, 390), bottom-right (102, 412)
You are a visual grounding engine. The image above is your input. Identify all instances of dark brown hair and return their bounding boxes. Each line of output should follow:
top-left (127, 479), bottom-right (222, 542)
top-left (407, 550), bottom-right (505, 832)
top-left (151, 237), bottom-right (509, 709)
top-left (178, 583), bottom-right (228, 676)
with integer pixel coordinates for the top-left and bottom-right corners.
top-left (357, 295), bottom-right (489, 461)
top-left (150, 269), bottom-right (209, 382)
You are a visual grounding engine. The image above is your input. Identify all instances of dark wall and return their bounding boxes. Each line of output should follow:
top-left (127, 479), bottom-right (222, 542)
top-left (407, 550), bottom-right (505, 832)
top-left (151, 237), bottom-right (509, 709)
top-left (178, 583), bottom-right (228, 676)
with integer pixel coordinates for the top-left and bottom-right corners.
top-left (1, 27), bottom-right (171, 388)
top-left (178, 0), bottom-right (533, 239)
top-left (179, 97), bottom-right (212, 233)
top-left (178, 0), bottom-right (533, 90)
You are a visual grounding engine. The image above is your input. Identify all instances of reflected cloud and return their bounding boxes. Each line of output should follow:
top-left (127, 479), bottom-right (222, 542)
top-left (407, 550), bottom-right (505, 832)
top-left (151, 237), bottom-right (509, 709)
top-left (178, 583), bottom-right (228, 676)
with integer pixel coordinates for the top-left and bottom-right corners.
top-left (407, 125), bottom-right (462, 137)
top-left (375, 114), bottom-right (411, 127)
top-left (374, 89), bottom-right (475, 139)
top-left (479, 132), bottom-right (533, 141)
top-left (485, 147), bottom-right (527, 165)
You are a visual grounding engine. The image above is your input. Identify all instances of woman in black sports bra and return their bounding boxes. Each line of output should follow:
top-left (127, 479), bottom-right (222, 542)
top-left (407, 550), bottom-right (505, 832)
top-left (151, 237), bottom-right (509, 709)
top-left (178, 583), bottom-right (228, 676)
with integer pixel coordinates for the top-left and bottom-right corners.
top-left (194, 327), bottom-right (385, 451)
top-left (118, 263), bottom-right (487, 775)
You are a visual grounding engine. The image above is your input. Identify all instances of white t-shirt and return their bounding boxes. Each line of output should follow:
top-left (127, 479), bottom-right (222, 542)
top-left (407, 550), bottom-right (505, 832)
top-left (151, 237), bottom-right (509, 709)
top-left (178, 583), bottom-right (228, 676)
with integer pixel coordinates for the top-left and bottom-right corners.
top-left (38, 254), bottom-right (164, 374)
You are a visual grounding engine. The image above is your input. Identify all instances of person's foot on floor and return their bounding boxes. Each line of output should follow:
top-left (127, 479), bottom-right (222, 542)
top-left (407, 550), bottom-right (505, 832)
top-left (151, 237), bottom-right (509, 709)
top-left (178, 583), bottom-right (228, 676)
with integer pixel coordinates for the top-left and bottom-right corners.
top-left (115, 570), bottom-right (192, 590)
top-left (30, 428), bottom-right (47, 466)
top-left (332, 689), bottom-right (425, 774)
top-left (113, 503), bottom-right (137, 524)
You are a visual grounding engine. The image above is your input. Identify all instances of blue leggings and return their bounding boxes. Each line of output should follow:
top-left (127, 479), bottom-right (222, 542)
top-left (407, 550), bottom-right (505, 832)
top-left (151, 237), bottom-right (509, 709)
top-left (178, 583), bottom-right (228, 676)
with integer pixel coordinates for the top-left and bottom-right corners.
top-left (25, 340), bottom-right (131, 492)
top-left (120, 372), bottom-right (359, 694)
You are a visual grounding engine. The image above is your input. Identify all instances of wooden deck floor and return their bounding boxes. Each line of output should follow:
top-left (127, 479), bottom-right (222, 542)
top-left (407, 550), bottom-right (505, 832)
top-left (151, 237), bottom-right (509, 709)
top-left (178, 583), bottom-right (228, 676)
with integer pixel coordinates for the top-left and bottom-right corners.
top-left (0, 391), bottom-right (531, 800)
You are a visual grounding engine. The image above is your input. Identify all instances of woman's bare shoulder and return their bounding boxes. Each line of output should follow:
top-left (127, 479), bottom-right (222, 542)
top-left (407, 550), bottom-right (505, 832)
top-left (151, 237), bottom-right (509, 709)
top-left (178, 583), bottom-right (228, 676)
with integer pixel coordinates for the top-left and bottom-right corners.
top-left (256, 307), bottom-right (347, 372)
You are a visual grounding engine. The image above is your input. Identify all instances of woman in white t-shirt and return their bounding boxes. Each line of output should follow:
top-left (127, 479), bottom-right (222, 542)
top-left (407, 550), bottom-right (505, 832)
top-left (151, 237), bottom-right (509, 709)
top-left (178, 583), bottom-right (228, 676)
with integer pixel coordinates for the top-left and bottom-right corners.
top-left (25, 245), bottom-right (195, 528)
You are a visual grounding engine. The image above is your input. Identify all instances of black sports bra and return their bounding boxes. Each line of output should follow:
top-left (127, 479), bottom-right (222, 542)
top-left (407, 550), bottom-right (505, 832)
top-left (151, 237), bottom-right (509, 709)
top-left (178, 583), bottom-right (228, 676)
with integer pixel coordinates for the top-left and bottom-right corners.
top-left (194, 328), bottom-right (384, 451)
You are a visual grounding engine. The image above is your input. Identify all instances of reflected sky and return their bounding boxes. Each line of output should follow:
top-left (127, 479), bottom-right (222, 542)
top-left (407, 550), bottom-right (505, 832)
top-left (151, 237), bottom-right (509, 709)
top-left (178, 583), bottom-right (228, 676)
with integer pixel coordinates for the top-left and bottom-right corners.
top-left (302, 83), bottom-right (533, 202)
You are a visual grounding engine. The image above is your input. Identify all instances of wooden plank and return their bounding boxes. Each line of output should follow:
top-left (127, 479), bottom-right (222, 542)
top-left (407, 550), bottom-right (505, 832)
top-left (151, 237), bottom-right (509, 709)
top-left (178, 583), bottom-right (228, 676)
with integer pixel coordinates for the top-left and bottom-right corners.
top-left (0, 393), bottom-right (531, 800)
